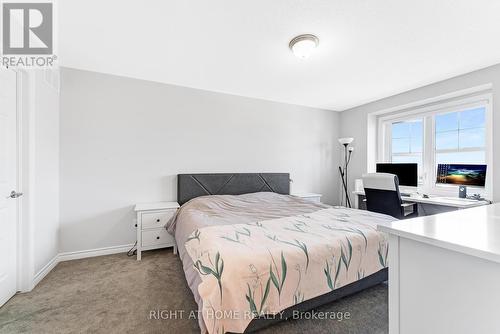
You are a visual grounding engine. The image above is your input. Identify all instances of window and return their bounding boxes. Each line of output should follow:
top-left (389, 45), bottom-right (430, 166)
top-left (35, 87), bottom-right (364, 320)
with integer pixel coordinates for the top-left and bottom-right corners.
top-left (391, 119), bottom-right (424, 182)
top-left (378, 93), bottom-right (491, 195)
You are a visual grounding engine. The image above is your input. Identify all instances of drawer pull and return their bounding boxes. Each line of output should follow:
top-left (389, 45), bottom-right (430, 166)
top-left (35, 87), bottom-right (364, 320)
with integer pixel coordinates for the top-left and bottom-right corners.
top-left (156, 236), bottom-right (160, 240)
top-left (156, 219), bottom-right (160, 222)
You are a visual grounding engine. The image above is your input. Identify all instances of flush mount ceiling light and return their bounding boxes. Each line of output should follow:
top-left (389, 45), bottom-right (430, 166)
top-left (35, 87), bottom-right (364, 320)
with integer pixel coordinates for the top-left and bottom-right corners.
top-left (289, 34), bottom-right (319, 59)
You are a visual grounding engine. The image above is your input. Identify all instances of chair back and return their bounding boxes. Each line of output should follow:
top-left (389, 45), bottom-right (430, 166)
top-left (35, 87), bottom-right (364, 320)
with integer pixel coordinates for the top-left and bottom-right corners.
top-left (362, 173), bottom-right (403, 219)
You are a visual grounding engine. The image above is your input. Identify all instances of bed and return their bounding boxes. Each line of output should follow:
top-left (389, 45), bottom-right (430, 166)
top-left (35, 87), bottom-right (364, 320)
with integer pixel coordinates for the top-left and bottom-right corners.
top-left (166, 173), bottom-right (394, 334)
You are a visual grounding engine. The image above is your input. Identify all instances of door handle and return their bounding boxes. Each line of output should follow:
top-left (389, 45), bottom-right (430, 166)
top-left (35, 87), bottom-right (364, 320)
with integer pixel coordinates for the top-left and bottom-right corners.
top-left (7, 190), bottom-right (23, 199)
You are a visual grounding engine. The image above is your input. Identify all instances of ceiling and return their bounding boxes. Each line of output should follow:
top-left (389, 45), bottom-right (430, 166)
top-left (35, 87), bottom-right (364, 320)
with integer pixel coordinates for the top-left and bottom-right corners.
top-left (59, 0), bottom-right (500, 111)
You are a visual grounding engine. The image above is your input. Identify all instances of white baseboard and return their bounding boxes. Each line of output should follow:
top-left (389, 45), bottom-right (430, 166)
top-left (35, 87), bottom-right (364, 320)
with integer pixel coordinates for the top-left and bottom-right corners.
top-left (58, 243), bottom-right (134, 262)
top-left (33, 254), bottom-right (59, 288)
top-left (32, 243), bottom-right (134, 288)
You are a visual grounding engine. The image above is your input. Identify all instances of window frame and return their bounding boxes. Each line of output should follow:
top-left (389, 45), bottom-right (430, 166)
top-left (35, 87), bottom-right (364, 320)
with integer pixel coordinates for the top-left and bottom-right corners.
top-left (377, 93), bottom-right (493, 197)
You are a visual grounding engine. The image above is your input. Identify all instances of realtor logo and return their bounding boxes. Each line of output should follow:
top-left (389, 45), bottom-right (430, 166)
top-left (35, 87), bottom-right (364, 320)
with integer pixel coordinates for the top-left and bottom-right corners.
top-left (2, 2), bottom-right (53, 55)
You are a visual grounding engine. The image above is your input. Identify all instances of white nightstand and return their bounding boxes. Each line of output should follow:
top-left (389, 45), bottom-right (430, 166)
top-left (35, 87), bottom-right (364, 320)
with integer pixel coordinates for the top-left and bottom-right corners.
top-left (134, 201), bottom-right (179, 261)
top-left (292, 192), bottom-right (322, 203)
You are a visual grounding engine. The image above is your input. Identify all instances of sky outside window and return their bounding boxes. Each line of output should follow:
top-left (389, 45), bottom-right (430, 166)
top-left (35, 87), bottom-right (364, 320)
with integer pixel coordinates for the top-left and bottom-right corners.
top-left (435, 107), bottom-right (485, 164)
top-left (391, 119), bottom-right (423, 181)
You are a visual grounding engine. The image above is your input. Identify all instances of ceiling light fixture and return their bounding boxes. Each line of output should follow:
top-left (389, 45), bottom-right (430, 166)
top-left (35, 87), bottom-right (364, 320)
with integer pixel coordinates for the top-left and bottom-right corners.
top-left (289, 34), bottom-right (319, 59)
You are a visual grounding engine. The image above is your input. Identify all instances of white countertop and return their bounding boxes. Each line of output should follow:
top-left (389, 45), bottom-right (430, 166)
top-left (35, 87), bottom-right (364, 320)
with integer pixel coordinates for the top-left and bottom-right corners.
top-left (378, 203), bottom-right (500, 264)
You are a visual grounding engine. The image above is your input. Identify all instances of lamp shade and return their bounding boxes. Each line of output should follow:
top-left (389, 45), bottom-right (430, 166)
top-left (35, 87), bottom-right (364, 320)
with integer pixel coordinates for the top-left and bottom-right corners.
top-left (338, 137), bottom-right (354, 145)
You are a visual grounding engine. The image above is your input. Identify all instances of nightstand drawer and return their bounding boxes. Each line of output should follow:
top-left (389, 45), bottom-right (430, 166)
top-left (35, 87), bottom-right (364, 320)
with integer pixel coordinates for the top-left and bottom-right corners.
top-left (303, 196), bottom-right (321, 203)
top-left (141, 210), bottom-right (176, 229)
top-left (142, 229), bottom-right (174, 247)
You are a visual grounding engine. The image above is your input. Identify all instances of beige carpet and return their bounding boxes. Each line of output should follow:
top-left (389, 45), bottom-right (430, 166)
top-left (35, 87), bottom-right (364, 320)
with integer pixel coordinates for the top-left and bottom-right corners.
top-left (0, 250), bottom-right (388, 334)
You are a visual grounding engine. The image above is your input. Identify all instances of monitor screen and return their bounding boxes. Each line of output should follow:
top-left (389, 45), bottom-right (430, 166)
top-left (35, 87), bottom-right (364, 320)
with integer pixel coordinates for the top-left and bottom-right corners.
top-left (376, 163), bottom-right (418, 187)
top-left (436, 164), bottom-right (487, 187)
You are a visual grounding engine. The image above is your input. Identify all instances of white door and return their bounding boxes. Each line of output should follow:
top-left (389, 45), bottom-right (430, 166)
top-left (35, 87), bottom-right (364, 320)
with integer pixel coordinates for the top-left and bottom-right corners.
top-left (0, 70), bottom-right (19, 306)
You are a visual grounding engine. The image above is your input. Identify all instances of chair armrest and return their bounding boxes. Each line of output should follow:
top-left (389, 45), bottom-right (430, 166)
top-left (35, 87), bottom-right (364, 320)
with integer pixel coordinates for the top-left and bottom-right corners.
top-left (401, 201), bottom-right (418, 218)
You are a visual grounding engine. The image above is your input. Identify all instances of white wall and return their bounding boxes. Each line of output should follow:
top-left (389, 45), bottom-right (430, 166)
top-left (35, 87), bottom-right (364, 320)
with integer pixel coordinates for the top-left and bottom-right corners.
top-left (59, 68), bottom-right (340, 253)
top-left (339, 63), bottom-right (500, 202)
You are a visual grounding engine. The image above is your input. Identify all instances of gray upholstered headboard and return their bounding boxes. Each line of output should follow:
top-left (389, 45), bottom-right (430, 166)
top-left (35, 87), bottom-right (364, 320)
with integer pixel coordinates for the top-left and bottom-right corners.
top-left (177, 173), bottom-right (290, 205)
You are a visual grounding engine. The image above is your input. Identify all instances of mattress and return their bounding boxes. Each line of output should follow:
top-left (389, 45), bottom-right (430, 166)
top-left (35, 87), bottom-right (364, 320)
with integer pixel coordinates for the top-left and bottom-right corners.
top-left (167, 192), bottom-right (394, 333)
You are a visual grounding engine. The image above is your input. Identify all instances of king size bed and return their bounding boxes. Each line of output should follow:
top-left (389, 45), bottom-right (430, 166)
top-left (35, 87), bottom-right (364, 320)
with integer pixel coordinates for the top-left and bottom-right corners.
top-left (166, 173), bottom-right (394, 334)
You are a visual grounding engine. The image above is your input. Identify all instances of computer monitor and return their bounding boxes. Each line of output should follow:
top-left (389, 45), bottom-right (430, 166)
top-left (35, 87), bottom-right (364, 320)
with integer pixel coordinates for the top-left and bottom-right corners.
top-left (436, 164), bottom-right (487, 187)
top-left (376, 163), bottom-right (418, 187)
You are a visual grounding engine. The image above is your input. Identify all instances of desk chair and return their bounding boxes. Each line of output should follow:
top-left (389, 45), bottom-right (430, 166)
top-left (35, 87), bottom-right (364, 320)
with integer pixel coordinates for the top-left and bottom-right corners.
top-left (362, 173), bottom-right (418, 219)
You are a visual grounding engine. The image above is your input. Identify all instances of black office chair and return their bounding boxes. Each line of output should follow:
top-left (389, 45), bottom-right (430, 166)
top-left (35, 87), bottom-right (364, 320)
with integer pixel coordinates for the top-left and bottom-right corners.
top-left (362, 173), bottom-right (418, 219)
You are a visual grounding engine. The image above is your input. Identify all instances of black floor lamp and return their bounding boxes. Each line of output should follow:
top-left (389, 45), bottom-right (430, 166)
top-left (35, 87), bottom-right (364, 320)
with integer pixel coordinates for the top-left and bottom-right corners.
top-left (338, 137), bottom-right (354, 207)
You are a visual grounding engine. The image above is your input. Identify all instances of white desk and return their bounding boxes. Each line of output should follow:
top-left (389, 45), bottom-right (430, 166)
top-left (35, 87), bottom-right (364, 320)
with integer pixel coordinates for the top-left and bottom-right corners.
top-left (352, 190), bottom-right (489, 210)
top-left (378, 204), bottom-right (500, 334)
